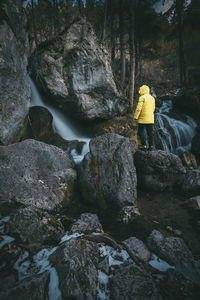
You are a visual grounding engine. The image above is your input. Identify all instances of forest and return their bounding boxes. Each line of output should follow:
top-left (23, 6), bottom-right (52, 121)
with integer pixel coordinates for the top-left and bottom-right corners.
top-left (27, 0), bottom-right (200, 108)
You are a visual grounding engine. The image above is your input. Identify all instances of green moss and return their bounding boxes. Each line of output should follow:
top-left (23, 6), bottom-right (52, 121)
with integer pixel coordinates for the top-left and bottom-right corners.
top-left (49, 216), bottom-right (60, 229)
top-left (62, 176), bottom-right (77, 210)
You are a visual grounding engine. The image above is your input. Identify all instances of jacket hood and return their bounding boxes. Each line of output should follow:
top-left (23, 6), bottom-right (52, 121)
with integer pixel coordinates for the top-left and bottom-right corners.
top-left (139, 85), bottom-right (150, 95)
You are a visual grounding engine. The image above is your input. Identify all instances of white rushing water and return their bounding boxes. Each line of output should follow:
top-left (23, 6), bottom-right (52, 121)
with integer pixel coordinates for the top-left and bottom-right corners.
top-left (28, 77), bottom-right (90, 164)
top-left (155, 100), bottom-right (197, 154)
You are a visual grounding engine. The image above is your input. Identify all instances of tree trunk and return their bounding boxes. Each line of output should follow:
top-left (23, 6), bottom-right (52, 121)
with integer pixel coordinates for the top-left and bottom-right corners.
top-left (110, 0), bottom-right (115, 64)
top-left (128, 0), bottom-right (136, 111)
top-left (102, 0), bottom-right (108, 43)
top-left (31, 0), bottom-right (38, 49)
top-left (119, 0), bottom-right (126, 89)
top-left (176, 0), bottom-right (187, 86)
top-left (77, 0), bottom-right (84, 16)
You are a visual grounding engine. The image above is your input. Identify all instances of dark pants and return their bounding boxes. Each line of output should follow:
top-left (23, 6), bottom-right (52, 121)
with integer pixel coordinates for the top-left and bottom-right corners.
top-left (138, 124), bottom-right (154, 147)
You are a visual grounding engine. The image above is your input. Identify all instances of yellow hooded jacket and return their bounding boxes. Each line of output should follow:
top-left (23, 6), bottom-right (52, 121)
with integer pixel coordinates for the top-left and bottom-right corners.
top-left (134, 85), bottom-right (155, 124)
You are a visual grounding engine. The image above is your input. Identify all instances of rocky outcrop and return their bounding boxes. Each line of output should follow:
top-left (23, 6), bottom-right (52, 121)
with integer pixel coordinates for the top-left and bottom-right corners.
top-left (49, 238), bottom-right (99, 299)
top-left (6, 206), bottom-right (65, 252)
top-left (32, 18), bottom-right (128, 120)
top-left (134, 150), bottom-right (186, 192)
top-left (0, 139), bottom-right (76, 211)
top-left (147, 230), bottom-right (200, 285)
top-left (78, 133), bottom-right (137, 208)
top-left (0, 0), bottom-right (31, 145)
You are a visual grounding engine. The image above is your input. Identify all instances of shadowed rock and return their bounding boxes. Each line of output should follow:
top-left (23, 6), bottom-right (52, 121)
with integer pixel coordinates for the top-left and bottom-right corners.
top-left (134, 150), bottom-right (186, 192)
top-left (0, 0), bottom-right (31, 145)
top-left (78, 133), bottom-right (137, 208)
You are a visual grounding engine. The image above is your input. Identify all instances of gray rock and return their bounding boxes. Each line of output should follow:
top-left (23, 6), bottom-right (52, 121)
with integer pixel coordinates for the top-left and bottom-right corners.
top-left (134, 150), bottom-right (186, 192)
top-left (0, 0), bottom-right (31, 145)
top-left (78, 133), bottom-right (137, 208)
top-left (110, 262), bottom-right (162, 300)
top-left (177, 169), bottom-right (200, 197)
top-left (123, 237), bottom-right (151, 262)
top-left (147, 230), bottom-right (200, 285)
top-left (70, 213), bottom-right (103, 234)
top-left (49, 237), bottom-right (99, 299)
top-left (119, 205), bottom-right (141, 224)
top-left (0, 271), bottom-right (49, 300)
top-left (6, 206), bottom-right (65, 251)
top-left (33, 18), bottom-right (128, 120)
top-left (0, 139), bottom-right (76, 211)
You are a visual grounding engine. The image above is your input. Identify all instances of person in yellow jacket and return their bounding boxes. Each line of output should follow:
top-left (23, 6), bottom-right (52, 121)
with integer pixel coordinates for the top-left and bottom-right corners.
top-left (134, 85), bottom-right (155, 151)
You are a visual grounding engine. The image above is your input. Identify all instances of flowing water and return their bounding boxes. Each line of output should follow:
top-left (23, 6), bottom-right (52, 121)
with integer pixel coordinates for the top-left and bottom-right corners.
top-left (28, 77), bottom-right (90, 164)
top-left (155, 100), bottom-right (197, 155)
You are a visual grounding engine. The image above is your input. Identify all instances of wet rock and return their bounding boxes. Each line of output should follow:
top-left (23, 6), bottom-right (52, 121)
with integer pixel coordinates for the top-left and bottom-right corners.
top-left (78, 133), bottom-right (137, 208)
top-left (173, 88), bottom-right (200, 118)
top-left (0, 139), bottom-right (76, 211)
top-left (177, 168), bottom-right (200, 197)
top-left (27, 106), bottom-right (53, 141)
top-left (33, 18), bottom-right (127, 120)
top-left (70, 213), bottom-right (103, 234)
top-left (134, 150), bottom-right (186, 192)
top-left (6, 206), bottom-right (65, 252)
top-left (123, 237), bottom-right (151, 262)
top-left (147, 230), bottom-right (200, 285)
top-left (110, 262), bottom-right (162, 299)
top-left (0, 271), bottom-right (49, 300)
top-left (119, 205), bottom-right (141, 224)
top-left (26, 106), bottom-right (70, 150)
top-left (0, 0), bottom-right (31, 145)
top-left (49, 238), bottom-right (99, 299)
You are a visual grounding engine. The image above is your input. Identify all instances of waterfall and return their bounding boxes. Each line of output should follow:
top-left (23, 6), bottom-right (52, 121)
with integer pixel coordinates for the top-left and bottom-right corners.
top-left (28, 77), bottom-right (90, 164)
top-left (155, 100), bottom-right (197, 154)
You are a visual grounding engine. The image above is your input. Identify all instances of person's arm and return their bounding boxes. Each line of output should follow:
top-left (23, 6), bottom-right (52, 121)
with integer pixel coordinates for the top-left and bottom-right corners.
top-left (134, 97), bottom-right (144, 120)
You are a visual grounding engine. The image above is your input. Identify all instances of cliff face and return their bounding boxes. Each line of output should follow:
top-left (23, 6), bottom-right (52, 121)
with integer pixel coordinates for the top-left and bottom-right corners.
top-left (32, 18), bottom-right (128, 121)
top-left (0, 0), bottom-right (31, 145)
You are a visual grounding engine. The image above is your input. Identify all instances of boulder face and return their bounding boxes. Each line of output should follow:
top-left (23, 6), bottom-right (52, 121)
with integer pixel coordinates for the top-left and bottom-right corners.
top-left (33, 18), bottom-right (128, 120)
top-left (177, 168), bottom-right (200, 197)
top-left (6, 206), bottom-right (65, 252)
top-left (0, 139), bottom-right (77, 211)
top-left (134, 150), bottom-right (186, 192)
top-left (0, 0), bottom-right (31, 145)
top-left (78, 133), bottom-right (138, 208)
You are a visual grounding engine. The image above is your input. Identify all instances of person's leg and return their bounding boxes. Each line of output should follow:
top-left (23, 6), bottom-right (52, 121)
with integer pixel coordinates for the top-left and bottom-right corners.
top-left (138, 124), bottom-right (147, 149)
top-left (146, 124), bottom-right (154, 149)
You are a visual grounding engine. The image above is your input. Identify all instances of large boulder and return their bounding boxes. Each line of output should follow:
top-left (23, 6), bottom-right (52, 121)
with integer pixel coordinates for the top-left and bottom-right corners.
top-left (78, 133), bottom-right (137, 208)
top-left (33, 18), bottom-right (128, 120)
top-left (110, 262), bottom-right (162, 300)
top-left (49, 238), bottom-right (99, 299)
top-left (6, 206), bottom-right (65, 252)
top-left (0, 0), bottom-right (31, 145)
top-left (70, 213), bottom-right (104, 234)
top-left (134, 150), bottom-right (186, 192)
top-left (0, 139), bottom-right (76, 211)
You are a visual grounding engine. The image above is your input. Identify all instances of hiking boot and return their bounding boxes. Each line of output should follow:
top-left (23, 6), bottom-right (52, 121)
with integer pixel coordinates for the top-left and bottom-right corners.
top-left (139, 145), bottom-right (147, 151)
top-left (148, 145), bottom-right (154, 151)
